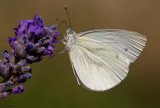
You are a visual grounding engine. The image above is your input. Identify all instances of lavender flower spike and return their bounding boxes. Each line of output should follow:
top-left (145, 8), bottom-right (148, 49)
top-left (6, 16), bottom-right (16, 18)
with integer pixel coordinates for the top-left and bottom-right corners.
top-left (0, 14), bottom-right (59, 99)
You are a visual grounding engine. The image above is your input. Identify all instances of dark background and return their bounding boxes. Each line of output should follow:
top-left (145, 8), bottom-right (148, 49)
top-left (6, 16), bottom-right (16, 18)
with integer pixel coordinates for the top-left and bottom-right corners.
top-left (0, 0), bottom-right (159, 108)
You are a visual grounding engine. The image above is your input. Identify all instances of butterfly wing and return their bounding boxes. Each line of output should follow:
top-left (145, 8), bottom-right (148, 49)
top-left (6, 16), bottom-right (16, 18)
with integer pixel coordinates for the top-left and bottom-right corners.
top-left (69, 37), bottom-right (128, 91)
top-left (76, 29), bottom-right (147, 64)
top-left (69, 29), bottom-right (147, 91)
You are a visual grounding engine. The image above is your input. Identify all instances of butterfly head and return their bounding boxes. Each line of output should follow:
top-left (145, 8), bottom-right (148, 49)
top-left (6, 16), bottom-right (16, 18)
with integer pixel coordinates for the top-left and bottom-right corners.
top-left (64, 28), bottom-right (77, 50)
top-left (66, 28), bottom-right (76, 35)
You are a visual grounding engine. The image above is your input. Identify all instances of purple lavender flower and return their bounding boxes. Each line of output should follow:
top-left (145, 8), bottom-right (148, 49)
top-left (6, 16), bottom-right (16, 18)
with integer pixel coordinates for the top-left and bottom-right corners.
top-left (10, 14), bottom-right (59, 60)
top-left (0, 14), bottom-right (59, 99)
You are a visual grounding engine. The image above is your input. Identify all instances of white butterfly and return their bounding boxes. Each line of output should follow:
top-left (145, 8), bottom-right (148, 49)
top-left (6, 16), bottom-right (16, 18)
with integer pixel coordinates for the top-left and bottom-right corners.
top-left (64, 28), bottom-right (147, 91)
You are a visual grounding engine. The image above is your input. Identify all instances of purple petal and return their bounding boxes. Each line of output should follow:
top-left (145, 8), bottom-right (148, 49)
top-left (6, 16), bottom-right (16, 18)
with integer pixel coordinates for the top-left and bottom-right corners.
top-left (7, 31), bottom-right (17, 49)
top-left (49, 30), bottom-right (59, 45)
top-left (33, 14), bottom-right (37, 21)
top-left (54, 30), bottom-right (59, 36)
top-left (13, 27), bottom-right (18, 32)
top-left (37, 16), bottom-right (43, 23)
top-left (43, 49), bottom-right (53, 56)
top-left (28, 22), bottom-right (43, 35)
top-left (49, 24), bottom-right (57, 30)
top-left (0, 83), bottom-right (5, 92)
top-left (47, 46), bottom-right (54, 51)
top-left (2, 50), bottom-right (8, 59)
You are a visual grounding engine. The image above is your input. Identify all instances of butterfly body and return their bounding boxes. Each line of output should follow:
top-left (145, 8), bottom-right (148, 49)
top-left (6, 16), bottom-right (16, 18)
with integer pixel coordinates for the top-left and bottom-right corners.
top-left (65, 28), bottom-right (77, 51)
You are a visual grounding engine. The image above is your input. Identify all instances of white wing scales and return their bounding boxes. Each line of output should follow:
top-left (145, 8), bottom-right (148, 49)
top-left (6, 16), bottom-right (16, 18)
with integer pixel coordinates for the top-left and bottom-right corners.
top-left (70, 37), bottom-right (129, 91)
top-left (76, 29), bottom-right (147, 63)
top-left (68, 29), bottom-right (147, 91)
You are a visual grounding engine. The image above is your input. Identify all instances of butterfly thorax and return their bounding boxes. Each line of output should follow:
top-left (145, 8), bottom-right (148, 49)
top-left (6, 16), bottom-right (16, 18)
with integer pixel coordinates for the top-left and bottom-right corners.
top-left (65, 28), bottom-right (77, 51)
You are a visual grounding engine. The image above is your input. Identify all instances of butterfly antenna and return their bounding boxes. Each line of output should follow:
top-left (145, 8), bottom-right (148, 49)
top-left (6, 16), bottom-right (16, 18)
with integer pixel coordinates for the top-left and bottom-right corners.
top-left (65, 6), bottom-right (72, 28)
top-left (55, 17), bottom-right (68, 29)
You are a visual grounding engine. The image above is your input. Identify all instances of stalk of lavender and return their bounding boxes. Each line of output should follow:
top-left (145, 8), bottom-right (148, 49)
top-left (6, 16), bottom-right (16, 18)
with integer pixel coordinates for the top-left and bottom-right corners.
top-left (0, 14), bottom-right (59, 99)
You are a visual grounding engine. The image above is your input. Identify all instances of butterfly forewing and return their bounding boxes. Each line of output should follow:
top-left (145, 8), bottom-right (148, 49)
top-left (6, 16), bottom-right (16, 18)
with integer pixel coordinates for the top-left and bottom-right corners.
top-left (76, 29), bottom-right (147, 63)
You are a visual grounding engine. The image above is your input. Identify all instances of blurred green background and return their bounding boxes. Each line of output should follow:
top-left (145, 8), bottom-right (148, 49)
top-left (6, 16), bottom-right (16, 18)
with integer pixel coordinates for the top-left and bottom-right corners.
top-left (0, 0), bottom-right (159, 108)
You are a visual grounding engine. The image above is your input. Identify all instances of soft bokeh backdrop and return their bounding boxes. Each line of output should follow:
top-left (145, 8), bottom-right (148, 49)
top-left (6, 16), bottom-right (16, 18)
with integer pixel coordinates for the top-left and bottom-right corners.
top-left (0, 0), bottom-right (159, 108)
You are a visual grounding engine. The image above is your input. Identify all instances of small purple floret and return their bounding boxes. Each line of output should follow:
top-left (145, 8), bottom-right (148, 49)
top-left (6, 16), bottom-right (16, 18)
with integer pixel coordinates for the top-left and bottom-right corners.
top-left (49, 30), bottom-right (58, 45)
top-left (49, 24), bottom-right (57, 30)
top-left (5, 81), bottom-right (14, 86)
top-left (2, 50), bottom-right (8, 59)
top-left (2, 50), bottom-right (10, 62)
top-left (7, 31), bottom-right (18, 49)
top-left (26, 42), bottom-right (34, 50)
top-left (37, 16), bottom-right (43, 23)
top-left (23, 74), bottom-right (32, 79)
top-left (12, 85), bottom-right (24, 94)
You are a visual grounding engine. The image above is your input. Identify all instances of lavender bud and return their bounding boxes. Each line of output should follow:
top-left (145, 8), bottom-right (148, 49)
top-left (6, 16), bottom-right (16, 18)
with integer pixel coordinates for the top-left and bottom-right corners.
top-left (10, 49), bottom-right (15, 63)
top-left (11, 85), bottom-right (24, 94)
top-left (15, 41), bottom-right (27, 57)
top-left (0, 83), bottom-right (5, 92)
top-left (21, 66), bottom-right (31, 73)
top-left (17, 59), bottom-right (27, 67)
top-left (37, 16), bottom-right (43, 23)
top-left (5, 81), bottom-right (14, 86)
top-left (0, 91), bottom-right (11, 99)
top-left (3, 63), bottom-right (11, 77)
top-left (31, 42), bottom-right (41, 51)
top-left (26, 42), bottom-right (34, 50)
top-left (37, 47), bottom-right (45, 53)
top-left (26, 56), bottom-right (41, 63)
top-left (26, 56), bottom-right (36, 62)
top-left (2, 50), bottom-right (8, 58)
top-left (11, 75), bottom-right (26, 84)
top-left (0, 60), bottom-right (5, 77)
top-left (23, 34), bottom-right (28, 43)
top-left (15, 63), bottom-right (22, 70)
top-left (2, 50), bottom-right (10, 62)
top-left (23, 74), bottom-right (32, 79)
top-left (2, 59), bottom-right (7, 64)
top-left (40, 27), bottom-right (53, 37)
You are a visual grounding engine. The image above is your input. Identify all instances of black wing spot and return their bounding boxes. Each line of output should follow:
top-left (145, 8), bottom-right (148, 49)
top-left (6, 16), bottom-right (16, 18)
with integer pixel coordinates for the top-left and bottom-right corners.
top-left (125, 48), bottom-right (128, 52)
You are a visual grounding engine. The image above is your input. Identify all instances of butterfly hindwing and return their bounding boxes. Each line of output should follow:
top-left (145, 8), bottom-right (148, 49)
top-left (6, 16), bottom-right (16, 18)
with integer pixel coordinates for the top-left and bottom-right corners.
top-left (69, 37), bottom-right (129, 91)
